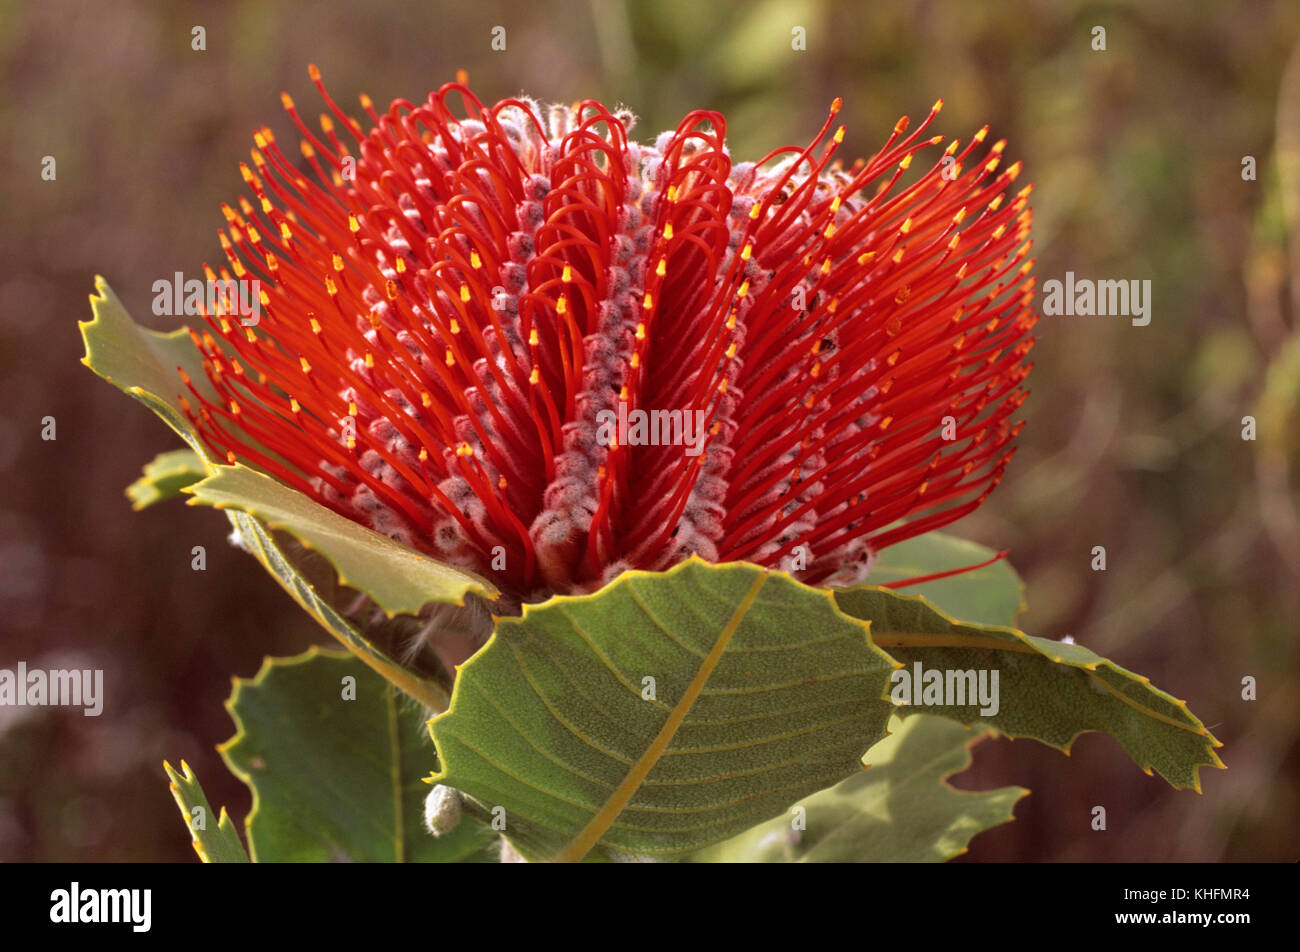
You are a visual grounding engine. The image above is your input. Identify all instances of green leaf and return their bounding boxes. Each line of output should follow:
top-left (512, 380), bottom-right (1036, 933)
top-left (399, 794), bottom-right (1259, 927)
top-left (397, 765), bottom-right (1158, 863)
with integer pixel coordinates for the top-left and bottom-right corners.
top-left (690, 714), bottom-right (1026, 862)
top-left (220, 647), bottom-right (498, 862)
top-left (185, 463), bottom-right (496, 617)
top-left (224, 509), bottom-right (452, 712)
top-left (127, 449), bottom-right (207, 509)
top-left (429, 557), bottom-right (898, 863)
top-left (163, 760), bottom-right (251, 863)
top-left (80, 276), bottom-right (222, 461)
top-left (868, 532), bottom-right (1025, 627)
top-left (832, 587), bottom-right (1226, 790)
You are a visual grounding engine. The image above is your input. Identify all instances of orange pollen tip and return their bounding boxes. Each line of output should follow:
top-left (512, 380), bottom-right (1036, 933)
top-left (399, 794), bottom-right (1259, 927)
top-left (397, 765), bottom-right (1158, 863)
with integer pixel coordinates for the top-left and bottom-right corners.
top-left (858, 251), bottom-right (876, 265)
top-left (280, 92), bottom-right (295, 110)
top-left (450, 318), bottom-right (461, 334)
top-left (226, 451), bottom-right (238, 464)
top-left (900, 154), bottom-right (913, 170)
top-left (470, 251), bottom-right (482, 269)
top-left (280, 223), bottom-right (292, 240)
top-left (529, 367), bottom-right (539, 384)
top-left (557, 295), bottom-right (568, 315)
top-left (459, 284), bottom-right (470, 303)
top-left (726, 342), bottom-right (737, 359)
top-left (618, 386), bottom-right (629, 402)
top-left (749, 203), bottom-right (761, 219)
top-left (635, 322), bottom-right (646, 340)
top-left (418, 448), bottom-right (428, 462)
top-left (630, 352), bottom-right (640, 368)
top-left (718, 378), bottom-right (729, 393)
top-left (833, 126), bottom-right (845, 143)
top-left (325, 276), bottom-right (337, 296)
top-left (892, 248), bottom-right (904, 264)
top-left (561, 264), bottom-right (572, 283)
top-left (656, 258), bottom-right (667, 277)
top-left (309, 318), bottom-right (322, 334)
top-left (258, 289), bottom-right (270, 306)
top-left (900, 217), bottom-right (912, 234)
top-left (879, 416), bottom-right (893, 430)
top-left (497, 476), bottom-right (507, 490)
top-left (229, 400), bottom-right (240, 415)
top-left (300, 357), bottom-right (312, 373)
top-left (666, 185), bottom-right (678, 202)
top-left (445, 348), bottom-right (455, 366)
top-left (830, 96), bottom-right (843, 114)
top-left (663, 223), bottom-right (673, 240)
top-left (810, 362), bottom-right (821, 378)
top-left (894, 116), bottom-right (909, 135)
top-left (395, 258), bottom-right (407, 273)
top-left (821, 257), bottom-right (832, 275)
top-left (741, 243), bottom-right (753, 261)
top-left (948, 234), bottom-right (960, 251)
top-left (932, 98), bottom-right (944, 113)
top-left (308, 63), bottom-right (321, 81)
top-left (348, 215), bottom-right (360, 233)
top-left (643, 293), bottom-right (654, 310)
top-left (332, 254), bottom-right (344, 271)
top-left (945, 140), bottom-right (960, 156)
top-left (528, 328), bottom-right (539, 346)
top-left (975, 126), bottom-right (989, 142)
top-left (320, 114), bottom-right (334, 133)
top-left (289, 398), bottom-right (301, 414)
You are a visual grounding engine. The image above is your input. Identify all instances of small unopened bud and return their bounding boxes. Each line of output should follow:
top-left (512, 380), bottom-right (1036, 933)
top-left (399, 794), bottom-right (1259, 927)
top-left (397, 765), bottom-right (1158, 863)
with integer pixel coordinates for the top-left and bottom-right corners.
top-left (423, 784), bottom-right (463, 837)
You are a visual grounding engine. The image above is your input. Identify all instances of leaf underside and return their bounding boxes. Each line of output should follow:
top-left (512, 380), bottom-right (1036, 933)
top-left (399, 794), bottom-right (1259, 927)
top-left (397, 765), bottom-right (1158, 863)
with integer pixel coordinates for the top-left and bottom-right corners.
top-left (430, 558), bottom-right (898, 862)
top-left (833, 587), bottom-right (1225, 791)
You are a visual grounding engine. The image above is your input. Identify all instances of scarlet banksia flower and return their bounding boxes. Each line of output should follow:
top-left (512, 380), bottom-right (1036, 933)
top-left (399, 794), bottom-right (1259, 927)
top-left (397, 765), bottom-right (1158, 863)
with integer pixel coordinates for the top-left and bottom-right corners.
top-left (180, 66), bottom-right (1035, 604)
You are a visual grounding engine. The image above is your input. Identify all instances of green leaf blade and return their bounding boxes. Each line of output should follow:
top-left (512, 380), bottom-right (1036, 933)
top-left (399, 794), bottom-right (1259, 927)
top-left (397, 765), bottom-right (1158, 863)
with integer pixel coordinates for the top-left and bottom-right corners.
top-left (163, 760), bottom-right (251, 863)
top-left (127, 449), bottom-right (207, 509)
top-left (220, 648), bottom-right (497, 862)
top-left (833, 586), bottom-right (1225, 790)
top-left (430, 558), bottom-right (899, 862)
top-left (186, 463), bottom-right (497, 616)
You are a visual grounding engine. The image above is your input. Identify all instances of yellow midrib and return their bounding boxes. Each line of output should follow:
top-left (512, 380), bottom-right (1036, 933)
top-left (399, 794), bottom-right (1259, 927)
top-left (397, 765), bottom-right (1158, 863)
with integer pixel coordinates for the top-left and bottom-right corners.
top-left (553, 574), bottom-right (767, 862)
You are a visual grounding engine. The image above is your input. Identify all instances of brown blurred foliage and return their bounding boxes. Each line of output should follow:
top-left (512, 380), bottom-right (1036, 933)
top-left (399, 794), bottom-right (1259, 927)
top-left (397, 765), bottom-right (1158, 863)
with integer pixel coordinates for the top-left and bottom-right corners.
top-left (0, 0), bottom-right (1296, 861)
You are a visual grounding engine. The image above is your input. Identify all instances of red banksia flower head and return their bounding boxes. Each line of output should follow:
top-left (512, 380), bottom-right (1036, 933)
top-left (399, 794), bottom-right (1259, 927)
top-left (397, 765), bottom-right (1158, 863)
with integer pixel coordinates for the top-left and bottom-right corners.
top-left (181, 66), bottom-right (1036, 605)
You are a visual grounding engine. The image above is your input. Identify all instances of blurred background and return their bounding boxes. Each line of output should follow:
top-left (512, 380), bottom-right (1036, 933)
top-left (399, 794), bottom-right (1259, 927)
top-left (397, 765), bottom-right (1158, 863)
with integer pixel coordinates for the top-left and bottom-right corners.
top-left (1, 0), bottom-right (1297, 861)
